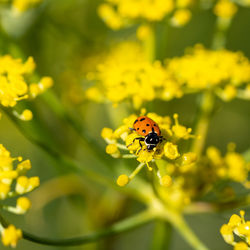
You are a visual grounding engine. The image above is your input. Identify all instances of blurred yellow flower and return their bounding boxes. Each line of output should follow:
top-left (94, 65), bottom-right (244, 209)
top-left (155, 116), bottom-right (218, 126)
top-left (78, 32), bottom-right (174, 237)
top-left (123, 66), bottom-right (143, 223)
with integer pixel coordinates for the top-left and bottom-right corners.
top-left (220, 211), bottom-right (250, 248)
top-left (0, 144), bottom-right (40, 247)
top-left (12, 0), bottom-right (42, 13)
top-left (214, 0), bottom-right (238, 19)
top-left (166, 45), bottom-right (250, 100)
top-left (0, 55), bottom-right (53, 120)
top-left (171, 9), bottom-right (192, 27)
top-left (98, 0), bottom-right (176, 29)
top-left (1, 225), bottom-right (22, 248)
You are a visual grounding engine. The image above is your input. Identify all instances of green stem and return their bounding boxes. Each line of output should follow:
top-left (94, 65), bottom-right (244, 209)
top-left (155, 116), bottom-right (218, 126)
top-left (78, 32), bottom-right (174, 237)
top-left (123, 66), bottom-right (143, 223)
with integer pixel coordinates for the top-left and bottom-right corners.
top-left (211, 17), bottom-right (232, 50)
top-left (143, 24), bottom-right (156, 62)
top-left (159, 210), bottom-right (209, 250)
top-left (150, 220), bottom-right (172, 250)
top-left (129, 163), bottom-right (145, 180)
top-left (191, 91), bottom-right (215, 157)
top-left (41, 90), bottom-right (111, 165)
top-left (7, 211), bottom-right (153, 246)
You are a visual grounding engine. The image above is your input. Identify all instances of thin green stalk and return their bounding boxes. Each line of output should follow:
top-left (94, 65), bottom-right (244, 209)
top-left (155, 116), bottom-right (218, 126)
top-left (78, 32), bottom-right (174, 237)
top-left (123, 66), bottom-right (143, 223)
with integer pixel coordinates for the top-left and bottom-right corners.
top-left (150, 220), bottom-right (172, 250)
top-left (191, 91), bottom-right (215, 157)
top-left (129, 163), bottom-right (145, 180)
top-left (159, 211), bottom-right (209, 250)
top-left (41, 90), bottom-right (111, 165)
top-left (0, 210), bottom-right (154, 246)
top-left (211, 17), bottom-right (232, 50)
top-left (143, 24), bottom-right (156, 62)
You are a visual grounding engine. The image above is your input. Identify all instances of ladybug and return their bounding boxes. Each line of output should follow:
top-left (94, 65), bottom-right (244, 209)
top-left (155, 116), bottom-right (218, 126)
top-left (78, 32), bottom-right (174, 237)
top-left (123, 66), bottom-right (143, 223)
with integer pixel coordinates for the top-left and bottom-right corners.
top-left (128, 116), bottom-right (163, 151)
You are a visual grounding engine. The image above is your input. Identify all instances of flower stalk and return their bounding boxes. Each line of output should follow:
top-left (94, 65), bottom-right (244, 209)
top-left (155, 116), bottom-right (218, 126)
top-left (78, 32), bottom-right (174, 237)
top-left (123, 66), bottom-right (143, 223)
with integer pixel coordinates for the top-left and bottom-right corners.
top-left (191, 91), bottom-right (215, 157)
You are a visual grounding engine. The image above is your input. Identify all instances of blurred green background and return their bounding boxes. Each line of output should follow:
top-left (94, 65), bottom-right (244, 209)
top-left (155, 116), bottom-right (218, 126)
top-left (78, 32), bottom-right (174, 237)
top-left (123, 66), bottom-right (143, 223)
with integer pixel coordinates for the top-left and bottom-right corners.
top-left (0, 0), bottom-right (249, 249)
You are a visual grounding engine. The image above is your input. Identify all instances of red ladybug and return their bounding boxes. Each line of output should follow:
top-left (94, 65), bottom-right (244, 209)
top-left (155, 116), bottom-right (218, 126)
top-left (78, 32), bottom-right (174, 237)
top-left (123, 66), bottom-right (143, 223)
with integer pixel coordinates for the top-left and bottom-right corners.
top-left (129, 116), bottom-right (163, 151)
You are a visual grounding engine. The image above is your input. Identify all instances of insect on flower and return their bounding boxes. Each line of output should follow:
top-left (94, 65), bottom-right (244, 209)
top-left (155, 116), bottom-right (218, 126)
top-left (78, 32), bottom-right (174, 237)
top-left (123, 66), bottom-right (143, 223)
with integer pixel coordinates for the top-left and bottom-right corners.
top-left (128, 116), bottom-right (164, 152)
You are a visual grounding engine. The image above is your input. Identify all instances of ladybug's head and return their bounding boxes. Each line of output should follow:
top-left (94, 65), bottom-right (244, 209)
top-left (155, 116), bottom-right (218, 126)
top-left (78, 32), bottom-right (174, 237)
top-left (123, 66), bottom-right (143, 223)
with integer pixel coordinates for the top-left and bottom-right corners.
top-left (145, 132), bottom-right (160, 150)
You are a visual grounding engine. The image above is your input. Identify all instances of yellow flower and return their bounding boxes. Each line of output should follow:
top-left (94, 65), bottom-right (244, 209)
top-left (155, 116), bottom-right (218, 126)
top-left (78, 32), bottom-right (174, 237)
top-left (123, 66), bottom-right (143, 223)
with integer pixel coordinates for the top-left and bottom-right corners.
top-left (0, 55), bottom-right (52, 120)
top-left (234, 242), bottom-right (248, 250)
top-left (220, 224), bottom-right (234, 244)
top-left (172, 114), bottom-right (193, 139)
top-left (16, 197), bottom-right (31, 214)
top-left (220, 211), bottom-right (250, 248)
top-left (171, 9), bottom-right (192, 27)
top-left (117, 174), bottom-right (129, 187)
top-left (12, 0), bottom-right (42, 13)
top-left (98, 4), bottom-right (123, 30)
top-left (102, 111), bottom-right (196, 185)
top-left (136, 25), bottom-right (152, 40)
top-left (16, 176), bottom-right (40, 194)
top-left (98, 0), bottom-right (175, 29)
top-left (214, 0), bottom-right (238, 19)
top-left (161, 175), bottom-right (172, 187)
top-left (225, 152), bottom-right (247, 182)
top-left (166, 45), bottom-right (250, 97)
top-left (164, 142), bottom-right (180, 160)
top-left (85, 42), bottom-right (184, 108)
top-left (106, 144), bottom-right (120, 158)
top-left (1, 225), bottom-right (22, 248)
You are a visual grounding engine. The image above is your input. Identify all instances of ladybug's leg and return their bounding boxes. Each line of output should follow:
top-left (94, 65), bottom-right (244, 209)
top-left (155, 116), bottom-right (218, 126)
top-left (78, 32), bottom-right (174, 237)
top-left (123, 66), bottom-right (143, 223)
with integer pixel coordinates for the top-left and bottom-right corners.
top-left (127, 137), bottom-right (144, 148)
top-left (129, 127), bottom-right (136, 132)
top-left (159, 136), bottom-right (165, 142)
top-left (135, 138), bottom-right (145, 155)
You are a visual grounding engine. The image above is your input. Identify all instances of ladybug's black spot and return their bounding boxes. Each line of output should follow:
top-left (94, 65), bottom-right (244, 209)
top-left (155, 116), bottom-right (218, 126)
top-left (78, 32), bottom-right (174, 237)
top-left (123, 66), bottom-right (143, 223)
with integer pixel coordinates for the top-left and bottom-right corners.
top-left (142, 129), bottom-right (146, 133)
top-left (146, 124), bottom-right (150, 126)
top-left (134, 119), bottom-right (138, 124)
top-left (154, 124), bottom-right (157, 126)
top-left (140, 118), bottom-right (146, 121)
top-left (137, 128), bottom-right (139, 130)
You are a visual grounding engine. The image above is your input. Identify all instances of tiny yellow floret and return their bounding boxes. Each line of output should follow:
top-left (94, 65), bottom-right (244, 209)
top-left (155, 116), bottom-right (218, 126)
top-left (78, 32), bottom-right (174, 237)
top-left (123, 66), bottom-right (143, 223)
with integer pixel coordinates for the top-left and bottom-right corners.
top-left (101, 127), bottom-right (114, 140)
top-left (171, 9), bottom-right (191, 27)
top-left (234, 242), bottom-right (248, 250)
top-left (1, 225), bottom-right (22, 248)
top-left (161, 175), bottom-right (172, 187)
top-left (214, 0), bottom-right (238, 19)
top-left (16, 197), bottom-right (31, 214)
top-left (164, 142), bottom-right (180, 160)
top-left (228, 214), bottom-right (241, 228)
top-left (20, 109), bottom-right (33, 121)
top-left (117, 174), bottom-right (129, 187)
top-left (220, 224), bottom-right (234, 244)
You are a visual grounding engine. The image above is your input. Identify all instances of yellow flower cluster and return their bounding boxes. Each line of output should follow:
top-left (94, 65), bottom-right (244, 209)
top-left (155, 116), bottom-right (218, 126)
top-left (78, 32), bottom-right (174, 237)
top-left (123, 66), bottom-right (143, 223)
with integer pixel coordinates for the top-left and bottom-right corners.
top-left (206, 145), bottom-right (249, 186)
top-left (86, 43), bottom-right (250, 108)
top-left (101, 110), bottom-right (195, 189)
top-left (220, 211), bottom-right (250, 249)
top-left (86, 42), bottom-right (182, 109)
top-left (0, 55), bottom-right (53, 120)
top-left (166, 45), bottom-right (250, 101)
top-left (98, 0), bottom-right (193, 30)
top-left (102, 111), bottom-right (249, 210)
top-left (12, 0), bottom-right (42, 13)
top-left (0, 144), bottom-right (40, 248)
